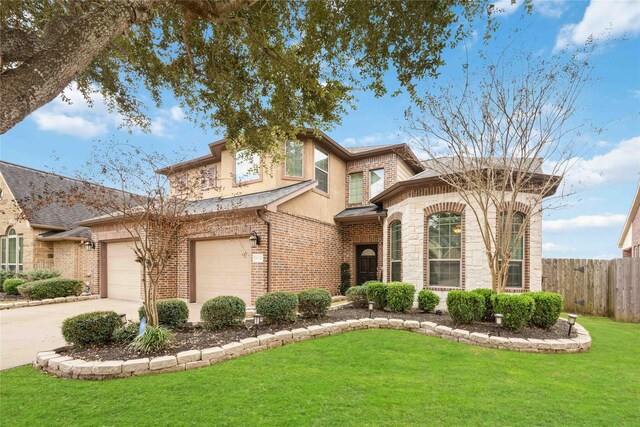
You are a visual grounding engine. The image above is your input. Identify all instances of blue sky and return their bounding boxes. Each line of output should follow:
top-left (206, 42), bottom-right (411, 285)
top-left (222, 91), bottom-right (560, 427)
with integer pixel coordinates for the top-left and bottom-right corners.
top-left (1, 0), bottom-right (639, 259)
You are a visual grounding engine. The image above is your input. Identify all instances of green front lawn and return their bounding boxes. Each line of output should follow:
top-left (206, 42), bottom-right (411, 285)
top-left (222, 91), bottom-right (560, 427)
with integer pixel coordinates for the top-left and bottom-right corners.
top-left (1, 317), bottom-right (638, 426)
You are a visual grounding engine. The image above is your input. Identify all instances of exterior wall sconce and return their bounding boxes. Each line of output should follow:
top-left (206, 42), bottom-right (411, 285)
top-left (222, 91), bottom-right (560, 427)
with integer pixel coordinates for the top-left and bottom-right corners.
top-left (253, 313), bottom-right (262, 337)
top-left (249, 231), bottom-right (261, 248)
top-left (494, 313), bottom-right (504, 336)
top-left (84, 240), bottom-right (96, 251)
top-left (567, 314), bottom-right (578, 336)
top-left (368, 301), bottom-right (374, 318)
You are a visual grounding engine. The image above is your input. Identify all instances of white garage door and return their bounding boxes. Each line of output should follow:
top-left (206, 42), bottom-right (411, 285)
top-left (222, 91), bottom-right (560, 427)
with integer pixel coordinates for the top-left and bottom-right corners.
top-left (195, 238), bottom-right (251, 304)
top-left (107, 241), bottom-right (141, 301)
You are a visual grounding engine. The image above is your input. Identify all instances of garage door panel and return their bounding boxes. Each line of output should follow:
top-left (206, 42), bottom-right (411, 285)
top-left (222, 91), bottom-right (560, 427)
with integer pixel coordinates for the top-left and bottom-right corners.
top-left (107, 241), bottom-right (141, 301)
top-left (195, 239), bottom-right (251, 304)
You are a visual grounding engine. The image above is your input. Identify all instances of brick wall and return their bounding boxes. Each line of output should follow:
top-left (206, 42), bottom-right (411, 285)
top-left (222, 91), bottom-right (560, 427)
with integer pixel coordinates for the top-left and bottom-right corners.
top-left (52, 241), bottom-right (92, 281)
top-left (341, 222), bottom-right (383, 285)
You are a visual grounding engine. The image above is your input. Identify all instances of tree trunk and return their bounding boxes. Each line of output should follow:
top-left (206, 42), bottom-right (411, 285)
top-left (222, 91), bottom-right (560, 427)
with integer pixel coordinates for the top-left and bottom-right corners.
top-left (0, 0), bottom-right (154, 134)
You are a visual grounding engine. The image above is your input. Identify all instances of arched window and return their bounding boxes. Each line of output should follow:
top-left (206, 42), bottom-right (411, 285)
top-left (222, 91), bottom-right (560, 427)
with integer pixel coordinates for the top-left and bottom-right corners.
top-left (499, 212), bottom-right (525, 288)
top-left (390, 220), bottom-right (402, 281)
top-left (1, 228), bottom-right (23, 272)
top-left (428, 212), bottom-right (462, 287)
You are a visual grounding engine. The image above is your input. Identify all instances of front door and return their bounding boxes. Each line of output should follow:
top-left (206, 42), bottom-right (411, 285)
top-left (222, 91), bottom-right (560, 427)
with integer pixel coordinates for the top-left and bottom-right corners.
top-left (356, 244), bottom-right (378, 285)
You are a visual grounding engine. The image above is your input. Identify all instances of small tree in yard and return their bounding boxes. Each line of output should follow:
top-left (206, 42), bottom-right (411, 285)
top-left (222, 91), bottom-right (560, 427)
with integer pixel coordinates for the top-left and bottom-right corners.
top-left (409, 46), bottom-right (593, 293)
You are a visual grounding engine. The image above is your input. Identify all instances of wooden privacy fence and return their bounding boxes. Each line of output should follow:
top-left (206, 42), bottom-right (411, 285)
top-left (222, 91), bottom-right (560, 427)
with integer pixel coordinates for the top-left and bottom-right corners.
top-left (542, 258), bottom-right (640, 323)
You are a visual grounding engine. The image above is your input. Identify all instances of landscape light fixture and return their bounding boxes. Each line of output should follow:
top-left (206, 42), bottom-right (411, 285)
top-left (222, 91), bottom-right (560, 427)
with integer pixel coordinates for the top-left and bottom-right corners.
top-left (567, 314), bottom-right (578, 337)
top-left (494, 313), bottom-right (504, 337)
top-left (249, 231), bottom-right (261, 248)
top-left (83, 240), bottom-right (95, 251)
top-left (368, 301), bottom-right (374, 318)
top-left (119, 313), bottom-right (127, 325)
top-left (253, 314), bottom-right (262, 337)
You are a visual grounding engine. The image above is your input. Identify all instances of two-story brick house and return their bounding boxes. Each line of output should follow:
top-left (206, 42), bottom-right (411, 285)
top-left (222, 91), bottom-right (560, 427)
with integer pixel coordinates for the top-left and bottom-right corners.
top-left (81, 130), bottom-right (556, 306)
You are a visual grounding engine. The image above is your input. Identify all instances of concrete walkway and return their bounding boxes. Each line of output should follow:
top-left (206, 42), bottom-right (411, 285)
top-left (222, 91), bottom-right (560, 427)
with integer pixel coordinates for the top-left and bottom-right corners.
top-left (0, 299), bottom-right (203, 371)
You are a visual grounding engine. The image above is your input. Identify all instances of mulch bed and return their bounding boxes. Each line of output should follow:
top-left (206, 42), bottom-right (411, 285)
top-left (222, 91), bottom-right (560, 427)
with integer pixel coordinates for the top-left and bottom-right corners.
top-left (0, 292), bottom-right (30, 302)
top-left (59, 307), bottom-right (578, 362)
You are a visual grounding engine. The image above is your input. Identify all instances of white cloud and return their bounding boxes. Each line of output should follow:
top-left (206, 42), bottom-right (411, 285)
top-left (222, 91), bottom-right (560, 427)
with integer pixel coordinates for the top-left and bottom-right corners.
top-left (342, 132), bottom-right (401, 147)
top-left (546, 136), bottom-right (640, 188)
top-left (170, 106), bottom-right (185, 121)
top-left (554, 0), bottom-right (640, 52)
top-left (542, 242), bottom-right (575, 252)
top-left (534, 0), bottom-right (568, 18)
top-left (491, 0), bottom-right (521, 16)
top-left (31, 112), bottom-right (107, 138)
top-left (543, 214), bottom-right (626, 232)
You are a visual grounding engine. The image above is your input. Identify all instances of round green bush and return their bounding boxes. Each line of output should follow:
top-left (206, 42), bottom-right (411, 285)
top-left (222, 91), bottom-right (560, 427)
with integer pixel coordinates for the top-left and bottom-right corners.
top-left (138, 299), bottom-right (189, 329)
top-left (200, 296), bottom-right (246, 330)
top-left (128, 326), bottom-right (173, 352)
top-left (417, 289), bottom-right (440, 313)
top-left (365, 281), bottom-right (387, 309)
top-left (255, 292), bottom-right (298, 323)
top-left (470, 288), bottom-right (495, 321)
top-left (0, 270), bottom-right (15, 287)
top-left (16, 278), bottom-right (83, 299)
top-left (345, 285), bottom-right (368, 308)
top-left (386, 282), bottom-right (415, 312)
top-left (446, 290), bottom-right (485, 324)
top-left (112, 322), bottom-right (141, 343)
top-left (62, 311), bottom-right (121, 346)
top-left (298, 289), bottom-right (332, 318)
top-left (491, 293), bottom-right (535, 331)
top-left (3, 278), bottom-right (25, 295)
top-left (525, 291), bottom-right (563, 329)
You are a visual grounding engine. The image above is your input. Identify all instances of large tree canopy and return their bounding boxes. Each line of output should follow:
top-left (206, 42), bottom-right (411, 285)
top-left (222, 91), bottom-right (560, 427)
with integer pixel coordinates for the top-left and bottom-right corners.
top-left (1, 0), bottom-right (505, 151)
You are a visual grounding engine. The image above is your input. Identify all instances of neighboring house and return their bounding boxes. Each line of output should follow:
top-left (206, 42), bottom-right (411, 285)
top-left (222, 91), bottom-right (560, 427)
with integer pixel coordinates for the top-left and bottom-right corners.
top-left (618, 180), bottom-right (640, 258)
top-left (0, 161), bottom-right (99, 281)
top-left (80, 130), bottom-right (558, 306)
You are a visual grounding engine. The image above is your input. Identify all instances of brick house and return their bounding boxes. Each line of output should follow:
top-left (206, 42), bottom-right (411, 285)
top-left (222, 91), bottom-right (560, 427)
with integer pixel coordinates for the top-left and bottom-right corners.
top-left (0, 162), bottom-right (95, 281)
top-left (79, 130), bottom-right (558, 306)
top-left (618, 180), bottom-right (640, 258)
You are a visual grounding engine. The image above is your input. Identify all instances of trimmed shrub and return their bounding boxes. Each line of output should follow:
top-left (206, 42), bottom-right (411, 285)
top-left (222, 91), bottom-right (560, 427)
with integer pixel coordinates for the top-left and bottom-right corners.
top-left (471, 288), bottom-right (495, 321)
top-left (128, 326), bottom-right (173, 352)
top-left (138, 299), bottom-right (189, 329)
top-left (62, 311), bottom-right (121, 346)
top-left (298, 289), bottom-right (332, 318)
top-left (17, 278), bottom-right (83, 299)
top-left (200, 296), bottom-right (246, 330)
top-left (113, 322), bottom-right (141, 343)
top-left (417, 289), bottom-right (440, 313)
top-left (386, 282), bottom-right (415, 312)
top-left (255, 292), bottom-right (298, 323)
top-left (345, 286), bottom-right (368, 308)
top-left (0, 269), bottom-right (15, 287)
top-left (18, 269), bottom-right (60, 282)
top-left (365, 281), bottom-right (387, 309)
top-left (340, 263), bottom-right (351, 295)
top-left (3, 278), bottom-right (25, 295)
top-left (446, 290), bottom-right (484, 324)
top-left (491, 293), bottom-right (535, 331)
top-left (526, 291), bottom-right (563, 329)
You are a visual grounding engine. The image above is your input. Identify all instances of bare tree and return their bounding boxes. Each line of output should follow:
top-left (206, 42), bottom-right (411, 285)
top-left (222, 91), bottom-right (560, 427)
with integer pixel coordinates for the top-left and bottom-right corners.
top-left (409, 47), bottom-right (593, 293)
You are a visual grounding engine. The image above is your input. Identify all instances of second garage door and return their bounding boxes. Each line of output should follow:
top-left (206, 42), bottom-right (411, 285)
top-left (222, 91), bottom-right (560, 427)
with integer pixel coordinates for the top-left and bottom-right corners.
top-left (106, 241), bottom-right (141, 301)
top-left (195, 238), bottom-right (251, 304)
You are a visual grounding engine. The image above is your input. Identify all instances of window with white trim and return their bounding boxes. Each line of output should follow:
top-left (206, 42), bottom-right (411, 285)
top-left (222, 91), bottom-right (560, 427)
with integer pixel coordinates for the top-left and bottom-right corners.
top-left (314, 146), bottom-right (329, 193)
top-left (1, 228), bottom-right (23, 272)
top-left (200, 165), bottom-right (217, 190)
top-left (235, 150), bottom-right (261, 183)
top-left (499, 212), bottom-right (525, 288)
top-left (349, 172), bottom-right (363, 203)
top-left (285, 140), bottom-right (304, 178)
top-left (390, 220), bottom-right (402, 281)
top-left (428, 212), bottom-right (462, 287)
top-left (369, 168), bottom-right (384, 199)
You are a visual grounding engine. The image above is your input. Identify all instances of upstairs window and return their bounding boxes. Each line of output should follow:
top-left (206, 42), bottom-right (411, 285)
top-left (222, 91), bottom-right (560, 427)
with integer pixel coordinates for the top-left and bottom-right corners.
top-left (200, 165), bottom-right (217, 190)
top-left (285, 140), bottom-right (304, 178)
top-left (174, 173), bottom-right (188, 194)
top-left (369, 168), bottom-right (385, 199)
top-left (428, 212), bottom-right (462, 287)
top-left (390, 220), bottom-right (402, 281)
top-left (314, 146), bottom-right (329, 193)
top-left (1, 228), bottom-right (23, 272)
top-left (499, 212), bottom-right (525, 288)
top-left (235, 150), bottom-right (261, 183)
top-left (349, 172), bottom-right (363, 204)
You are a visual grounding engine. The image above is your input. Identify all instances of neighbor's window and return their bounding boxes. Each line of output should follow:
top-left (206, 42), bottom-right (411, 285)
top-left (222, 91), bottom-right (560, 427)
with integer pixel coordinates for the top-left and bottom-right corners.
top-left (499, 212), bottom-right (525, 288)
top-left (390, 220), bottom-right (402, 281)
top-left (285, 140), bottom-right (304, 178)
top-left (235, 150), bottom-right (261, 183)
top-left (428, 212), bottom-right (462, 287)
top-left (174, 173), bottom-right (188, 193)
top-left (1, 228), bottom-right (23, 272)
top-left (349, 172), bottom-right (363, 204)
top-left (369, 168), bottom-right (385, 199)
top-left (200, 165), bottom-right (217, 190)
top-left (314, 146), bottom-right (329, 193)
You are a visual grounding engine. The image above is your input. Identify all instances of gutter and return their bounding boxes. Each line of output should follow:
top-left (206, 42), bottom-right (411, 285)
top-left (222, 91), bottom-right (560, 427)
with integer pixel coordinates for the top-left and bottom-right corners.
top-left (256, 210), bottom-right (272, 293)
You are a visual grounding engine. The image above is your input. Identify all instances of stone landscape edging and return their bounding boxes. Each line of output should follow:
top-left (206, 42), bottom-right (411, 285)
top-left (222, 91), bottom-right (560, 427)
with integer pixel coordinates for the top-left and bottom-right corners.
top-left (34, 316), bottom-right (591, 381)
top-left (0, 294), bottom-right (99, 310)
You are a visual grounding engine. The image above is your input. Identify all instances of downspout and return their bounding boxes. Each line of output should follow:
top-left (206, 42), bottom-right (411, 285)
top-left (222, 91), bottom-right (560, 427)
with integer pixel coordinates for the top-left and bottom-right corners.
top-left (256, 209), bottom-right (272, 293)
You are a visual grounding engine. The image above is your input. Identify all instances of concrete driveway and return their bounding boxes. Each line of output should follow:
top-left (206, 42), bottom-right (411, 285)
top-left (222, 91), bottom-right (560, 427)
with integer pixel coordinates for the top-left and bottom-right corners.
top-left (0, 299), bottom-right (202, 371)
